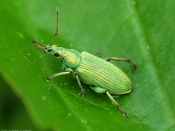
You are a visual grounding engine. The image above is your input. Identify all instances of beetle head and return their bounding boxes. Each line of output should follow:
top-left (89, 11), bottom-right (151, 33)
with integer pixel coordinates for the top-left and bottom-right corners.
top-left (32, 40), bottom-right (67, 59)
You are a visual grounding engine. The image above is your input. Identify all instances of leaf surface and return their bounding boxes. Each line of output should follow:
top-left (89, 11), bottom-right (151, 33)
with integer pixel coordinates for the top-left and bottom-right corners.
top-left (0, 0), bottom-right (175, 130)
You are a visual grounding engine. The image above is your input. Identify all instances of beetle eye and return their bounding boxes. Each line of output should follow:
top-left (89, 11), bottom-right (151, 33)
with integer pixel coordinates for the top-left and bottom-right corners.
top-left (47, 49), bottom-right (52, 52)
top-left (54, 52), bottom-right (59, 57)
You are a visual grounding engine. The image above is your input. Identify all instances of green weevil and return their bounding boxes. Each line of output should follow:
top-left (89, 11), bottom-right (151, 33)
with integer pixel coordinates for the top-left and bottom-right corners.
top-left (32, 8), bottom-right (136, 117)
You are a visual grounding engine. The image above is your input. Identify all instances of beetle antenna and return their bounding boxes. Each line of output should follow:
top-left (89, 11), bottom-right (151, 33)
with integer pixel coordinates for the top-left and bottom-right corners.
top-left (32, 40), bottom-right (46, 49)
top-left (50, 7), bottom-right (59, 46)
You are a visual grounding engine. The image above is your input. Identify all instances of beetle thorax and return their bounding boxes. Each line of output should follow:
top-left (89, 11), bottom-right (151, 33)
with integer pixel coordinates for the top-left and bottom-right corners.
top-left (63, 49), bottom-right (81, 69)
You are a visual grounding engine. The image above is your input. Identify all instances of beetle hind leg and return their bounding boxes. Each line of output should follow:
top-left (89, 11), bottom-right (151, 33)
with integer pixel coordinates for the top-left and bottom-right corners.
top-left (106, 91), bottom-right (128, 117)
top-left (105, 57), bottom-right (137, 71)
top-left (90, 86), bottom-right (128, 117)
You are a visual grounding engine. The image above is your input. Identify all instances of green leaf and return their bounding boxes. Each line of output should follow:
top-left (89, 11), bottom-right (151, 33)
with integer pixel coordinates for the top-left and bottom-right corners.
top-left (0, 76), bottom-right (38, 130)
top-left (0, 0), bottom-right (175, 130)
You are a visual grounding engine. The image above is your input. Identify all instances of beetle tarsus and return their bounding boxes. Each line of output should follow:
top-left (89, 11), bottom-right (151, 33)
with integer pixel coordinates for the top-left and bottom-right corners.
top-left (122, 111), bottom-right (128, 117)
top-left (78, 89), bottom-right (85, 97)
top-left (117, 105), bottom-right (128, 118)
top-left (126, 59), bottom-right (137, 72)
top-left (45, 77), bottom-right (53, 82)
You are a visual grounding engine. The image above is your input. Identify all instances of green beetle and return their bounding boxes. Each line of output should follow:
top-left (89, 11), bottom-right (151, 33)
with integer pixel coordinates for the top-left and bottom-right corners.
top-left (32, 8), bottom-right (136, 117)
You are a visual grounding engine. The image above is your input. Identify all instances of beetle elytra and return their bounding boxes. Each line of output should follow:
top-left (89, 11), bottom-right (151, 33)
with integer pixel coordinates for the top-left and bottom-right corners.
top-left (32, 8), bottom-right (136, 117)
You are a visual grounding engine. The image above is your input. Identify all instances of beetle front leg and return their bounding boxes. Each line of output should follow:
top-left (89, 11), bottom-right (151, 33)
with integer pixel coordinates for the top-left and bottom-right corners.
top-left (45, 71), bottom-right (71, 82)
top-left (106, 91), bottom-right (128, 117)
top-left (105, 57), bottom-right (137, 71)
top-left (74, 72), bottom-right (85, 97)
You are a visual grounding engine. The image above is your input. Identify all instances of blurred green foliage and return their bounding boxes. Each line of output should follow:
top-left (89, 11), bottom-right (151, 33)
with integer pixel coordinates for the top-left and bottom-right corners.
top-left (0, 76), bottom-right (38, 130)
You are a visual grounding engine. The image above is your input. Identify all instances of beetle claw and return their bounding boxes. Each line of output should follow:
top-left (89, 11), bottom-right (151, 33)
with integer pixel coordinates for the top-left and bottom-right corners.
top-left (122, 111), bottom-right (128, 118)
top-left (45, 77), bottom-right (53, 82)
top-left (78, 93), bottom-right (83, 97)
top-left (77, 89), bottom-right (85, 97)
top-left (116, 104), bottom-right (128, 117)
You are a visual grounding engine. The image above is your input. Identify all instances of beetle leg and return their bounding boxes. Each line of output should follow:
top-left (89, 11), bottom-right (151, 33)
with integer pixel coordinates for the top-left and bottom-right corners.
top-left (74, 73), bottom-right (85, 97)
top-left (105, 57), bottom-right (137, 71)
top-left (45, 71), bottom-right (71, 82)
top-left (106, 91), bottom-right (128, 117)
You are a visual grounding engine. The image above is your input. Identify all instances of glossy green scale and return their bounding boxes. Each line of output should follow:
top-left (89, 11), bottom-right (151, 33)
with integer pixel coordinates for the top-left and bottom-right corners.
top-left (32, 8), bottom-right (136, 117)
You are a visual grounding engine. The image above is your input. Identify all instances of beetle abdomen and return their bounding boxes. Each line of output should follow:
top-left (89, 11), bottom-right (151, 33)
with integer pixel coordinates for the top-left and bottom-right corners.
top-left (76, 52), bottom-right (132, 95)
